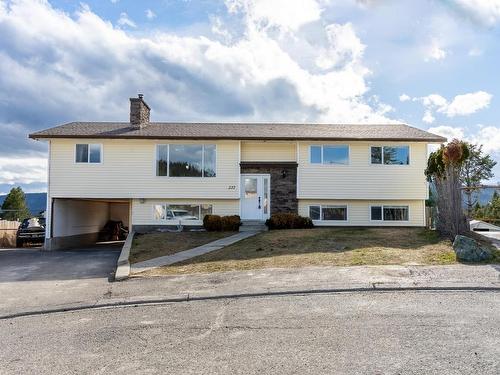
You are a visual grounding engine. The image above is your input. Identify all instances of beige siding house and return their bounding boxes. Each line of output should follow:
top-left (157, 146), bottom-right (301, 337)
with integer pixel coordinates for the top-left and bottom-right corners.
top-left (30, 95), bottom-right (446, 249)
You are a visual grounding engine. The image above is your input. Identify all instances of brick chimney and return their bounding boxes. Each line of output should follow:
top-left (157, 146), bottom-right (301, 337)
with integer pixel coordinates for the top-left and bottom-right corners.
top-left (130, 94), bottom-right (150, 129)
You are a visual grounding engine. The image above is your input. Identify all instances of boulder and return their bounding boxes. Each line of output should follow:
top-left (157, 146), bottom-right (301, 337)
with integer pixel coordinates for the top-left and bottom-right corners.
top-left (452, 235), bottom-right (493, 262)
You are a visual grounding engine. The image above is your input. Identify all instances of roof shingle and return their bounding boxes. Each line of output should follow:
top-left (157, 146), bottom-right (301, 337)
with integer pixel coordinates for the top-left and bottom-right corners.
top-left (29, 122), bottom-right (446, 142)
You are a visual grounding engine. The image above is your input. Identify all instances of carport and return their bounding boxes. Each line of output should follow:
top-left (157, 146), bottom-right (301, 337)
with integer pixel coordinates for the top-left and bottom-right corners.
top-left (45, 198), bottom-right (130, 250)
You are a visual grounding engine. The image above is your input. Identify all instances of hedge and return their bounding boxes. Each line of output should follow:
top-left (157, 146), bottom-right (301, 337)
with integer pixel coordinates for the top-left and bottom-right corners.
top-left (203, 215), bottom-right (241, 231)
top-left (265, 213), bottom-right (314, 230)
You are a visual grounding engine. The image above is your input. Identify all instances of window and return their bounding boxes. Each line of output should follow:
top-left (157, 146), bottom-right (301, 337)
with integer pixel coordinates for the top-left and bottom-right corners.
top-left (383, 206), bottom-right (409, 221)
top-left (370, 205), bottom-right (409, 221)
top-left (156, 144), bottom-right (216, 177)
top-left (371, 146), bottom-right (409, 165)
top-left (310, 146), bottom-right (322, 164)
top-left (309, 206), bottom-right (321, 220)
top-left (309, 205), bottom-right (348, 221)
top-left (76, 144), bottom-right (101, 163)
top-left (370, 206), bottom-right (382, 221)
top-left (310, 145), bottom-right (349, 165)
top-left (153, 204), bottom-right (213, 221)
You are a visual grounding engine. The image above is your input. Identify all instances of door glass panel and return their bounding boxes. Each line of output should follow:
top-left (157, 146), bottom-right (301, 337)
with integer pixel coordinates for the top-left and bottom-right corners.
top-left (263, 177), bottom-right (269, 214)
top-left (244, 178), bottom-right (258, 198)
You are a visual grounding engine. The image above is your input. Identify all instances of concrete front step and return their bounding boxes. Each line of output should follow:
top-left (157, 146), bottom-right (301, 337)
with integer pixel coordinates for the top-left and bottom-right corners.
top-left (239, 221), bottom-right (267, 232)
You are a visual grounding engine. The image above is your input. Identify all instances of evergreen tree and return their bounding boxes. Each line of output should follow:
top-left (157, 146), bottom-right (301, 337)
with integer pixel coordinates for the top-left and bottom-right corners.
top-left (1, 187), bottom-right (31, 221)
top-left (460, 143), bottom-right (496, 217)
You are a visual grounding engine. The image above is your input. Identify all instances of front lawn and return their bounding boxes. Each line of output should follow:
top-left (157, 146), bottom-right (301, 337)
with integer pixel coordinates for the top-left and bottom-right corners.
top-left (144, 227), bottom-right (471, 276)
top-left (130, 231), bottom-right (236, 263)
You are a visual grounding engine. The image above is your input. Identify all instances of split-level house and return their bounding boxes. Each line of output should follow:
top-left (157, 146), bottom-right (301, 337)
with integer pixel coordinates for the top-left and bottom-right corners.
top-left (30, 95), bottom-right (446, 250)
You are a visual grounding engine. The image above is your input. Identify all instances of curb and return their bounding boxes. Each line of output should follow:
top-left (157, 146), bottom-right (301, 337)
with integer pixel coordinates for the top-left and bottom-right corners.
top-left (2, 285), bottom-right (499, 320)
top-left (114, 231), bottom-right (134, 281)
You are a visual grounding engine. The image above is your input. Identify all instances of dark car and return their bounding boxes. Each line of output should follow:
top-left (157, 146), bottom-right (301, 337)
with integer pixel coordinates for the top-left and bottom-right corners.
top-left (16, 217), bottom-right (46, 247)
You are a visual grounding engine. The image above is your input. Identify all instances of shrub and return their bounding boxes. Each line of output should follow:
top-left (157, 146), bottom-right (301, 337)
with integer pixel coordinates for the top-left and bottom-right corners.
top-left (203, 215), bottom-right (241, 231)
top-left (203, 215), bottom-right (222, 231)
top-left (221, 215), bottom-right (241, 231)
top-left (265, 213), bottom-right (314, 230)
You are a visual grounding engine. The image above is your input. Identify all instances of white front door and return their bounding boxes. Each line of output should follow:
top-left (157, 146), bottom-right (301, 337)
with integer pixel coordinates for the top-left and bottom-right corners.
top-left (240, 174), bottom-right (270, 220)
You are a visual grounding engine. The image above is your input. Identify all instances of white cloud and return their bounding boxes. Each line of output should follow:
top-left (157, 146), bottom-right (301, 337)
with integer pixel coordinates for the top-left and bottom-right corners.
top-left (428, 125), bottom-right (465, 141)
top-left (227, 0), bottom-right (322, 31)
top-left (145, 9), bottom-right (156, 20)
top-left (117, 12), bottom-right (136, 28)
top-left (425, 39), bottom-right (447, 61)
top-left (423, 110), bottom-right (435, 124)
top-left (421, 94), bottom-right (448, 108)
top-left (0, 157), bottom-right (47, 186)
top-left (470, 125), bottom-right (500, 155)
top-left (452, 0), bottom-right (500, 26)
top-left (399, 94), bottom-right (411, 102)
top-left (444, 91), bottom-right (492, 116)
top-left (315, 23), bottom-right (365, 70)
top-left (408, 91), bottom-right (492, 121)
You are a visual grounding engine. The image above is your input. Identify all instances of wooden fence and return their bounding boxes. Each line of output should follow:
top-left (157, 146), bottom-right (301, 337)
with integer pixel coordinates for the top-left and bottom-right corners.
top-left (0, 220), bottom-right (20, 247)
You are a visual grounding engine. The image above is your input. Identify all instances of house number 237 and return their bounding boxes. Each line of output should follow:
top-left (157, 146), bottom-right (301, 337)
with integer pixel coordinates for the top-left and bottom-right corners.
top-left (228, 185), bottom-right (236, 190)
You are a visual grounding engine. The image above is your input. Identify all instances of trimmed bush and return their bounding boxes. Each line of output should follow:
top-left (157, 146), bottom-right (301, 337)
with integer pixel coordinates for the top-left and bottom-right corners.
top-left (265, 213), bottom-right (314, 230)
top-left (221, 215), bottom-right (241, 231)
top-left (203, 215), bottom-right (241, 231)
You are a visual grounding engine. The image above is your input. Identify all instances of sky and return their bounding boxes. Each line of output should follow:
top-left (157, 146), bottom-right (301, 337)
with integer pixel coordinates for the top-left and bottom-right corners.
top-left (1, 0), bottom-right (500, 195)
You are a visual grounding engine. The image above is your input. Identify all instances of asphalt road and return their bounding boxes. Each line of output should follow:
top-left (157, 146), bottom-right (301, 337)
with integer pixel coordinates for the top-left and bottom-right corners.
top-left (1, 290), bottom-right (499, 374)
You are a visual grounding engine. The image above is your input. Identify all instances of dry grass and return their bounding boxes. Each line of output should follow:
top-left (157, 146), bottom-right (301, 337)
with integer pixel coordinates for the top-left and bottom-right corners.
top-left (145, 227), bottom-right (462, 276)
top-left (130, 231), bottom-right (236, 263)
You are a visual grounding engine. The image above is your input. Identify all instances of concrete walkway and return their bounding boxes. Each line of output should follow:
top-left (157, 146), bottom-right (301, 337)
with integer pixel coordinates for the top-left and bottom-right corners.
top-left (130, 231), bottom-right (259, 274)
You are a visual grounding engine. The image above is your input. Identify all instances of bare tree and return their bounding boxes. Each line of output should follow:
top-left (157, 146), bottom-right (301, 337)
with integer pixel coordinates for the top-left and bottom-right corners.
top-left (426, 140), bottom-right (470, 240)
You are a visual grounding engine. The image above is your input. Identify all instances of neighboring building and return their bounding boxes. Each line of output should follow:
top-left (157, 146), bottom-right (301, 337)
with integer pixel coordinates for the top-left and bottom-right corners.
top-left (30, 95), bottom-right (446, 249)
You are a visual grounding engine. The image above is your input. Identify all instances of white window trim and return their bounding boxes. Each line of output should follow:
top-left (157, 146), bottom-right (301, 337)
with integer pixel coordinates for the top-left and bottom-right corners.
top-left (152, 203), bottom-right (214, 224)
top-left (75, 143), bottom-right (103, 164)
top-left (309, 144), bottom-right (350, 166)
top-left (308, 204), bottom-right (349, 222)
top-left (155, 144), bottom-right (217, 178)
top-left (369, 204), bottom-right (410, 222)
top-left (369, 145), bottom-right (410, 166)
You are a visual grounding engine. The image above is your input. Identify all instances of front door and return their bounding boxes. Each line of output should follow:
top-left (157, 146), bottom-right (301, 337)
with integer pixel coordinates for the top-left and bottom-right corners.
top-left (240, 174), bottom-right (270, 221)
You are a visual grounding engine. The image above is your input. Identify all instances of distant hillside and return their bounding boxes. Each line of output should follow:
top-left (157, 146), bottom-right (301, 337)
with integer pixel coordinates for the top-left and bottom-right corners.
top-left (464, 186), bottom-right (500, 206)
top-left (0, 192), bottom-right (47, 216)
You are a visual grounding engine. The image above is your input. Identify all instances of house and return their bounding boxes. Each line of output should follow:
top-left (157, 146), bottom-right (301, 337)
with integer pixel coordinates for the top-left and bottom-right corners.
top-left (29, 95), bottom-right (446, 250)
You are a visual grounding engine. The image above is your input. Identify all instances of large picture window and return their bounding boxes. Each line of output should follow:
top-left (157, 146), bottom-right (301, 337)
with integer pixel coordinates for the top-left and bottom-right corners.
top-left (156, 144), bottom-right (216, 177)
top-left (310, 145), bottom-right (349, 165)
top-left (309, 205), bottom-right (348, 221)
top-left (371, 146), bottom-right (409, 165)
top-left (153, 204), bottom-right (213, 221)
top-left (76, 144), bottom-right (102, 163)
top-left (370, 205), bottom-right (409, 221)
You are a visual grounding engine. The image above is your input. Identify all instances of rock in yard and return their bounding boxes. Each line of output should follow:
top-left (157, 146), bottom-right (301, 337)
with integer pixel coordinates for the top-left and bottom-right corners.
top-left (452, 235), bottom-right (493, 262)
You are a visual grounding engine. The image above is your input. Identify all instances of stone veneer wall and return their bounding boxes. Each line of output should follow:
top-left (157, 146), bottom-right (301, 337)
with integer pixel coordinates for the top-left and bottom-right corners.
top-left (240, 163), bottom-right (298, 214)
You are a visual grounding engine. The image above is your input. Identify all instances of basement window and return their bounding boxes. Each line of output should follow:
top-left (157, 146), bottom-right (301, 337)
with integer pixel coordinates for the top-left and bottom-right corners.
top-left (370, 205), bottom-right (409, 221)
top-left (153, 204), bottom-right (213, 221)
top-left (76, 144), bottom-right (102, 163)
top-left (309, 205), bottom-right (348, 221)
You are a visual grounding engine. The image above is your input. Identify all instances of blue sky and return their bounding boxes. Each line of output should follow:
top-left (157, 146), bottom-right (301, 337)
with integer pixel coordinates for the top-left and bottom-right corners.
top-left (1, 0), bottom-right (500, 194)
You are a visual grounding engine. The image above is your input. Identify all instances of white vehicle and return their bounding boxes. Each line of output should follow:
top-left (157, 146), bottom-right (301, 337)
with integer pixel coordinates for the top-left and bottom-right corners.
top-left (166, 209), bottom-right (198, 220)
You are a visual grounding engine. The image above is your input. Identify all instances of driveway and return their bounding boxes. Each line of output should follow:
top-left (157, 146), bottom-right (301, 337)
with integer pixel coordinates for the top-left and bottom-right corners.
top-left (0, 243), bottom-right (121, 316)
